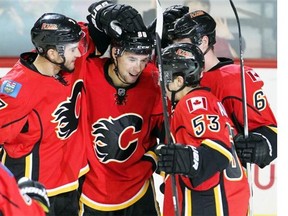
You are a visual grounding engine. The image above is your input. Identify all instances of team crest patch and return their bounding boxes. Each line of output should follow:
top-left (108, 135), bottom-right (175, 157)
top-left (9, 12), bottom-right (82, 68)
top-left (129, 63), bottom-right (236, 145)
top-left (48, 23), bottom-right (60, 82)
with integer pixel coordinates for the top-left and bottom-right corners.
top-left (0, 80), bottom-right (22, 98)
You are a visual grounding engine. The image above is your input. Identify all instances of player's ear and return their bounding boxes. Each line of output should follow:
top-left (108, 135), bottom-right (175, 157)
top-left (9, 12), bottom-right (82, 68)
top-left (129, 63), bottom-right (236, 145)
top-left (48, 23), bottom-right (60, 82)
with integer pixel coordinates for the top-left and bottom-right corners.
top-left (111, 47), bottom-right (117, 61)
top-left (176, 75), bottom-right (185, 87)
top-left (47, 48), bottom-right (59, 60)
top-left (201, 35), bottom-right (209, 47)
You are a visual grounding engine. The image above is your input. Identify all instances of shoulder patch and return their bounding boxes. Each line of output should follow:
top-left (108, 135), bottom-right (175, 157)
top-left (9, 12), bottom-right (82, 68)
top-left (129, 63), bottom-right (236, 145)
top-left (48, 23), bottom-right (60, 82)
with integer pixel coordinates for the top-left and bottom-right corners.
top-left (186, 96), bottom-right (207, 113)
top-left (0, 80), bottom-right (22, 98)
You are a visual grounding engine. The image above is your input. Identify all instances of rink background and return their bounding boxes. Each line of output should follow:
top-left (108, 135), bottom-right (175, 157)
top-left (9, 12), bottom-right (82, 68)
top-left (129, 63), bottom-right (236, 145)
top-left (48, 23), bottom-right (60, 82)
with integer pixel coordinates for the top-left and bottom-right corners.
top-left (0, 67), bottom-right (277, 216)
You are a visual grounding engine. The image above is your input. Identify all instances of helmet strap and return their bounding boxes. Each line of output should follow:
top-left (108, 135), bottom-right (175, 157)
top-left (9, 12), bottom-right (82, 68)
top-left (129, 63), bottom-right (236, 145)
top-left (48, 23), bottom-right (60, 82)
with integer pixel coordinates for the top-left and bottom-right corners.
top-left (43, 54), bottom-right (70, 72)
top-left (112, 48), bottom-right (128, 85)
top-left (43, 46), bottom-right (74, 73)
top-left (166, 82), bottom-right (186, 109)
top-left (113, 59), bottom-right (130, 85)
top-left (55, 45), bottom-right (73, 72)
top-left (171, 91), bottom-right (177, 109)
top-left (203, 45), bottom-right (212, 56)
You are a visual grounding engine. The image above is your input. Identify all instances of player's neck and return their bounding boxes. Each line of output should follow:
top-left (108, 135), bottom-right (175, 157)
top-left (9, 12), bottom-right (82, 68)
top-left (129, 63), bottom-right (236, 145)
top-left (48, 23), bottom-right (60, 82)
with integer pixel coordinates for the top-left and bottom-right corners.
top-left (33, 55), bottom-right (61, 77)
top-left (204, 51), bottom-right (219, 72)
top-left (108, 64), bottom-right (130, 88)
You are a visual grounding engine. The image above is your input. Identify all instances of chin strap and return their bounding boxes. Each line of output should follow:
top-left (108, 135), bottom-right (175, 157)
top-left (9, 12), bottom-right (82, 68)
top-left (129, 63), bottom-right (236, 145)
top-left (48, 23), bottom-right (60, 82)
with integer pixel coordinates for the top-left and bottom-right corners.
top-left (112, 56), bottom-right (130, 85)
top-left (202, 45), bottom-right (212, 56)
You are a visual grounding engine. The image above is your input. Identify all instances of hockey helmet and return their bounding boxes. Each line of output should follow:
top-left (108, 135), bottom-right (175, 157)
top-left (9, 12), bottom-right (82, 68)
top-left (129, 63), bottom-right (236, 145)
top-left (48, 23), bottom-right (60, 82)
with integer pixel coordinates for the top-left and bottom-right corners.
top-left (31, 13), bottom-right (84, 55)
top-left (161, 43), bottom-right (204, 86)
top-left (170, 10), bottom-right (216, 46)
top-left (112, 29), bottom-right (153, 56)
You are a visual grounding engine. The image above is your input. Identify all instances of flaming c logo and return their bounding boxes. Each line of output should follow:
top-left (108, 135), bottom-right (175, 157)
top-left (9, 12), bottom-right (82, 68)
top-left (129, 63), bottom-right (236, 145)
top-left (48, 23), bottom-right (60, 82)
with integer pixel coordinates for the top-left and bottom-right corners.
top-left (92, 114), bottom-right (143, 163)
top-left (51, 80), bottom-right (83, 140)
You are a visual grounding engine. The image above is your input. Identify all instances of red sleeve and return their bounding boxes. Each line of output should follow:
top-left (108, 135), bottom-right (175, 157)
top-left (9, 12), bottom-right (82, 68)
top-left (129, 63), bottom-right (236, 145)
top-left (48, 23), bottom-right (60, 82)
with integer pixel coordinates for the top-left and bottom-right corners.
top-left (0, 66), bottom-right (34, 145)
top-left (78, 22), bottom-right (95, 55)
top-left (0, 164), bottom-right (45, 215)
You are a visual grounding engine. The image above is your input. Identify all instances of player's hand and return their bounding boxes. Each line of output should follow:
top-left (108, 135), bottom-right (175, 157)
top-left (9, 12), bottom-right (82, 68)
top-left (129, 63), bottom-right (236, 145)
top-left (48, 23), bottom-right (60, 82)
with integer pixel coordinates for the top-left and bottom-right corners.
top-left (88, 2), bottom-right (146, 39)
top-left (163, 5), bottom-right (189, 34)
top-left (234, 132), bottom-right (273, 168)
top-left (155, 143), bottom-right (200, 177)
top-left (147, 5), bottom-right (189, 47)
top-left (18, 177), bottom-right (50, 213)
top-left (87, 0), bottom-right (115, 32)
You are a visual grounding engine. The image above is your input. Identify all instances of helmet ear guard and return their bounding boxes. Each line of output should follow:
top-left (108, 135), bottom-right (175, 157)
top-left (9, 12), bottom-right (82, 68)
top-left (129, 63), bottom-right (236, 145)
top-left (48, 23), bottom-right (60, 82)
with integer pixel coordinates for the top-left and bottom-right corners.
top-left (114, 47), bottom-right (122, 57)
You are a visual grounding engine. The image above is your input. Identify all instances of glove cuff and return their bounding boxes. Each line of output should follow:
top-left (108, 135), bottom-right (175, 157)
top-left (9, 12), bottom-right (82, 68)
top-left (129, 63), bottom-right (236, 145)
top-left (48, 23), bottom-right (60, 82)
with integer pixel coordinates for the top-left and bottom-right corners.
top-left (18, 177), bottom-right (50, 213)
top-left (187, 145), bottom-right (200, 177)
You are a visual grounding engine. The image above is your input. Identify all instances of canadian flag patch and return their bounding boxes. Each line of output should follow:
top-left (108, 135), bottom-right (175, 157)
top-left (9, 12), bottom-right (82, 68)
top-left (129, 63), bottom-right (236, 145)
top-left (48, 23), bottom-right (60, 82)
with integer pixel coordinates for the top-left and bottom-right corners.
top-left (186, 96), bottom-right (207, 113)
top-left (247, 69), bottom-right (261, 82)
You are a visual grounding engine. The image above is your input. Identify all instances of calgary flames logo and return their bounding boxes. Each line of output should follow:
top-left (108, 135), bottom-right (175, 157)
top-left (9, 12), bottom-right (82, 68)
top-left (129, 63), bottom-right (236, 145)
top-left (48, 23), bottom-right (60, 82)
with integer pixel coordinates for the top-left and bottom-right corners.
top-left (51, 80), bottom-right (83, 140)
top-left (92, 114), bottom-right (143, 163)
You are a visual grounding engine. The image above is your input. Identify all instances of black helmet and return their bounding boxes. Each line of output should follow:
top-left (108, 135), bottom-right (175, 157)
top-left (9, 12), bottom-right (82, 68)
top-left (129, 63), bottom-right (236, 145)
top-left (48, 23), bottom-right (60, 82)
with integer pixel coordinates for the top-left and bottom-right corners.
top-left (170, 10), bottom-right (216, 46)
top-left (112, 29), bottom-right (153, 56)
top-left (31, 13), bottom-right (83, 55)
top-left (161, 43), bottom-right (204, 86)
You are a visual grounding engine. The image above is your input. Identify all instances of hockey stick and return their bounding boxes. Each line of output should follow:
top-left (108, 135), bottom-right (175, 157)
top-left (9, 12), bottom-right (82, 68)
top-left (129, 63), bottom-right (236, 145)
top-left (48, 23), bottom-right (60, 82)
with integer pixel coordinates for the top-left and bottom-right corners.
top-left (155, 0), bottom-right (180, 215)
top-left (228, 0), bottom-right (254, 215)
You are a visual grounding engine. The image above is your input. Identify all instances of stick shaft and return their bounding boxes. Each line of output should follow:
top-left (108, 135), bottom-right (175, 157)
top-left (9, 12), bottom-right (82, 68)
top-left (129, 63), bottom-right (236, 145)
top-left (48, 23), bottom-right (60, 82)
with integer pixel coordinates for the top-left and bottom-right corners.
top-left (228, 1), bottom-right (253, 215)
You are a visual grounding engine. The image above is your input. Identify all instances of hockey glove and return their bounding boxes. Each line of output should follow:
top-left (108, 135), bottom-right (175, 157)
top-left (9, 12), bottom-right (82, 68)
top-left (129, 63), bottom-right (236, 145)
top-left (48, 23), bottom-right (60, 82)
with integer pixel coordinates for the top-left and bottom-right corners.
top-left (87, 0), bottom-right (115, 55)
top-left (234, 132), bottom-right (273, 168)
top-left (18, 177), bottom-right (50, 213)
top-left (147, 5), bottom-right (189, 47)
top-left (87, 0), bottom-right (115, 32)
top-left (89, 2), bottom-right (146, 38)
top-left (156, 143), bottom-right (200, 178)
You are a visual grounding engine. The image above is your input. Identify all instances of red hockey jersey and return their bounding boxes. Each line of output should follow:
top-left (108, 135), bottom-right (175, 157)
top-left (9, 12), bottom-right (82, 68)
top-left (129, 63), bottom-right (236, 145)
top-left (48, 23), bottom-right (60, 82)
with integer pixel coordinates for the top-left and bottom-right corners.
top-left (163, 88), bottom-right (250, 216)
top-left (201, 64), bottom-right (277, 131)
top-left (0, 52), bottom-right (89, 197)
top-left (200, 62), bottom-right (277, 163)
top-left (80, 57), bottom-right (164, 211)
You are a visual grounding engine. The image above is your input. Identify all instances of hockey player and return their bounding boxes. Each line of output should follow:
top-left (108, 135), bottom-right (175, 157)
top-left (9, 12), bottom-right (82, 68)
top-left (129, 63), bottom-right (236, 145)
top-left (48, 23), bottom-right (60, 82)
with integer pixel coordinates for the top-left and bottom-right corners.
top-left (0, 163), bottom-right (50, 215)
top-left (156, 43), bottom-right (250, 216)
top-left (78, 2), bottom-right (163, 215)
top-left (167, 10), bottom-right (277, 169)
top-left (0, 13), bottom-right (89, 215)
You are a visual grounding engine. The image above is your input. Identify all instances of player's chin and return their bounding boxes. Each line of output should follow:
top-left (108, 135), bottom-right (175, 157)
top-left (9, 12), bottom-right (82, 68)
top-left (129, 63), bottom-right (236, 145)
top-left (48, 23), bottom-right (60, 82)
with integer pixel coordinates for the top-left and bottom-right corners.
top-left (66, 63), bottom-right (76, 72)
top-left (128, 73), bottom-right (140, 83)
top-left (127, 77), bottom-right (139, 84)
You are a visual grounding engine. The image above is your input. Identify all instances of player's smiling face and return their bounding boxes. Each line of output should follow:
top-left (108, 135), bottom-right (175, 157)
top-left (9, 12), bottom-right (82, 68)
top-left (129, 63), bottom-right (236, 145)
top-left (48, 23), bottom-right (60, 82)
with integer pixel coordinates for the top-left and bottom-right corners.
top-left (116, 51), bottom-right (150, 84)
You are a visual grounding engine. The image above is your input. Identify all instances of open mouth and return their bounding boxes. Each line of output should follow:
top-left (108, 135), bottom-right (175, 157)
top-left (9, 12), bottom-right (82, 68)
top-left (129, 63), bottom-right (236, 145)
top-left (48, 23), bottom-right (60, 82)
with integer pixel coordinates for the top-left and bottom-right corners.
top-left (129, 72), bottom-right (139, 77)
